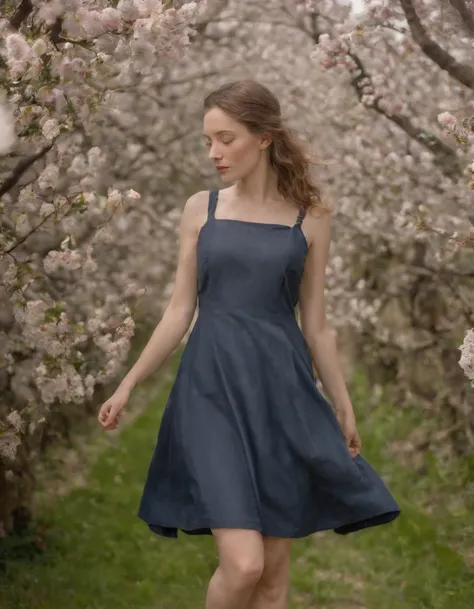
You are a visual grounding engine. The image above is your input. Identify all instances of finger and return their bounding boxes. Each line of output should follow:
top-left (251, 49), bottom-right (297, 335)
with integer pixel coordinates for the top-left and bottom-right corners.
top-left (101, 405), bottom-right (111, 416)
top-left (348, 440), bottom-right (358, 458)
top-left (104, 408), bottom-right (118, 425)
top-left (108, 406), bottom-right (125, 425)
top-left (106, 411), bottom-right (121, 426)
top-left (99, 405), bottom-right (110, 421)
top-left (100, 411), bottom-right (116, 428)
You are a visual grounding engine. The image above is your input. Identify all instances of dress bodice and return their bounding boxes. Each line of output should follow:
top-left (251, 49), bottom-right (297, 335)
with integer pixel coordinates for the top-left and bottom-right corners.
top-left (197, 189), bottom-right (308, 317)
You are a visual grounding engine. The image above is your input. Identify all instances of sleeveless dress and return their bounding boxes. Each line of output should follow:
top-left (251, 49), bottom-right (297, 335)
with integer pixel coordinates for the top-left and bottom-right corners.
top-left (137, 189), bottom-right (400, 538)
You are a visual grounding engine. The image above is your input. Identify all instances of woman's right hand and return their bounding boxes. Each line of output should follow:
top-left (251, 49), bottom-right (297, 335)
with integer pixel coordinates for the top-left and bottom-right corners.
top-left (98, 385), bottom-right (131, 431)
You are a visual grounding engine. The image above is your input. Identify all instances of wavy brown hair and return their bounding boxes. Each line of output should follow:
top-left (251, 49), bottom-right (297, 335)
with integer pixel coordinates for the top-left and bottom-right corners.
top-left (203, 80), bottom-right (330, 215)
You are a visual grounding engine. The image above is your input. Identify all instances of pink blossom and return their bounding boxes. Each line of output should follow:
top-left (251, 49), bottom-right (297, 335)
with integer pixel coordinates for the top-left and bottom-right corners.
top-left (83, 192), bottom-right (98, 206)
top-left (68, 154), bottom-right (88, 176)
top-left (15, 214), bottom-right (32, 237)
top-left (107, 188), bottom-right (123, 208)
top-left (43, 250), bottom-right (83, 273)
top-left (87, 147), bottom-right (105, 168)
top-left (42, 118), bottom-right (60, 139)
top-left (100, 8), bottom-right (122, 31)
top-left (179, 2), bottom-right (199, 21)
top-left (0, 434), bottom-right (21, 461)
top-left (437, 112), bottom-right (457, 130)
top-left (36, 0), bottom-right (66, 26)
top-left (59, 57), bottom-right (88, 81)
top-left (53, 88), bottom-right (68, 113)
top-left (459, 329), bottom-right (474, 383)
top-left (126, 189), bottom-right (141, 200)
top-left (83, 254), bottom-right (98, 273)
top-left (6, 410), bottom-right (23, 432)
top-left (6, 33), bottom-right (31, 62)
top-left (32, 38), bottom-right (49, 57)
top-left (39, 202), bottom-right (56, 217)
top-left (117, 0), bottom-right (140, 21)
top-left (38, 164), bottom-right (60, 190)
top-left (76, 8), bottom-right (107, 38)
top-left (116, 316), bottom-right (135, 340)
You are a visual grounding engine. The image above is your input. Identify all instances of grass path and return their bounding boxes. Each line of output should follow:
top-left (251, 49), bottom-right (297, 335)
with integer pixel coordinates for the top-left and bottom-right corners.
top-left (1, 354), bottom-right (473, 609)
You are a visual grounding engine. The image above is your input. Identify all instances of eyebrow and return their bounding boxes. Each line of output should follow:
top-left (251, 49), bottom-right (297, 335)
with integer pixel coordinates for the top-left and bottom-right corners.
top-left (203, 131), bottom-right (234, 138)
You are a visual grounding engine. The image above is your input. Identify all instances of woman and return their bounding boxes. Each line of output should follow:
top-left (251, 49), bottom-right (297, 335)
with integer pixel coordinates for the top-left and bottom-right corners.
top-left (98, 80), bottom-right (400, 609)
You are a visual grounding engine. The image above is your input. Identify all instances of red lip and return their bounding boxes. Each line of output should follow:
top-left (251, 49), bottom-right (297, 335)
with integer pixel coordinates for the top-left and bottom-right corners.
top-left (217, 166), bottom-right (229, 173)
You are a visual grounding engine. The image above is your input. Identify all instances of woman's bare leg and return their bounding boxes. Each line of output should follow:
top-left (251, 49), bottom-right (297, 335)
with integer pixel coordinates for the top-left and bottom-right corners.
top-left (247, 536), bottom-right (293, 609)
top-left (205, 528), bottom-right (264, 609)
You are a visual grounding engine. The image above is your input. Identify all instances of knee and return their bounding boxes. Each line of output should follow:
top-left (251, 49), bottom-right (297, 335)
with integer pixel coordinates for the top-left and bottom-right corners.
top-left (229, 556), bottom-right (264, 588)
top-left (256, 577), bottom-right (288, 603)
top-left (256, 558), bottom-right (291, 602)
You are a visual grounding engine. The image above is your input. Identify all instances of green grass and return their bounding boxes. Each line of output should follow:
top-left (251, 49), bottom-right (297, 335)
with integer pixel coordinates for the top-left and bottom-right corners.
top-left (0, 355), bottom-right (473, 609)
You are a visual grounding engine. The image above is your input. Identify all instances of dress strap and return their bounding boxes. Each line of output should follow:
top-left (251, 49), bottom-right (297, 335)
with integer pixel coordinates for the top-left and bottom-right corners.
top-left (207, 189), bottom-right (219, 219)
top-left (295, 206), bottom-right (306, 226)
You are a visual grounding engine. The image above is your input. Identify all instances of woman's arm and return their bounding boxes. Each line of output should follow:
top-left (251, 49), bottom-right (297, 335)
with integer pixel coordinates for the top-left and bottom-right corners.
top-left (298, 210), bottom-right (355, 418)
top-left (119, 190), bottom-right (209, 393)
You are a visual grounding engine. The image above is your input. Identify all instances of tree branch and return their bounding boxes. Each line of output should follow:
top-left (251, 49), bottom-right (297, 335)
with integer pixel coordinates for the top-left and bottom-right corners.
top-left (2, 204), bottom-right (60, 256)
top-left (0, 143), bottom-right (54, 198)
top-left (301, 9), bottom-right (461, 177)
top-left (9, 0), bottom-right (33, 29)
top-left (448, 0), bottom-right (474, 37)
top-left (347, 51), bottom-right (462, 177)
top-left (400, 0), bottom-right (474, 91)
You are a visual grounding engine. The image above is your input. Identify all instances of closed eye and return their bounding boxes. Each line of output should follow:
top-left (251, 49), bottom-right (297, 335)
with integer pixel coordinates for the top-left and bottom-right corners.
top-left (204, 138), bottom-right (234, 146)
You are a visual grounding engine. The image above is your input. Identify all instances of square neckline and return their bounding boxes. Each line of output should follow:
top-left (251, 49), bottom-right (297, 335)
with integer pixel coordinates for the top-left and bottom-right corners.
top-left (214, 217), bottom-right (295, 230)
top-left (212, 189), bottom-right (305, 227)
top-left (204, 189), bottom-right (309, 251)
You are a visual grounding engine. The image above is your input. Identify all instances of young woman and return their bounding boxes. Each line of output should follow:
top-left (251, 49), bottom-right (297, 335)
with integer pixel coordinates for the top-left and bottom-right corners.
top-left (98, 80), bottom-right (400, 609)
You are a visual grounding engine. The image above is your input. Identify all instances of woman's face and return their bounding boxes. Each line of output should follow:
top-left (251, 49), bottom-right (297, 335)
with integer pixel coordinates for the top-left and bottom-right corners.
top-left (203, 107), bottom-right (270, 183)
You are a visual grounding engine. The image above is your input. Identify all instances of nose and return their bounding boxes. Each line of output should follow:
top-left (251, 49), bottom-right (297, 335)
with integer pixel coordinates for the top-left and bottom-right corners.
top-left (208, 142), bottom-right (222, 161)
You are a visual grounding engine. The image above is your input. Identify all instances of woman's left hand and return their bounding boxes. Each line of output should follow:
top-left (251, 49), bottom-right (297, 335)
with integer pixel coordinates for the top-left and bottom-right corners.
top-left (336, 408), bottom-right (361, 458)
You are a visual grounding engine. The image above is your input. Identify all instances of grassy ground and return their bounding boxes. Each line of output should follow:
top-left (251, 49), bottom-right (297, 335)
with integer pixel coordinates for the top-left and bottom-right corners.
top-left (0, 353), bottom-right (473, 609)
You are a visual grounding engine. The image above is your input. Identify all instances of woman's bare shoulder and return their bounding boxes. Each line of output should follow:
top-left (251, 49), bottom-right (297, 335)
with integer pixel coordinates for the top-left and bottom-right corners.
top-left (179, 189), bottom-right (209, 227)
top-left (303, 204), bottom-right (332, 248)
top-left (183, 190), bottom-right (210, 214)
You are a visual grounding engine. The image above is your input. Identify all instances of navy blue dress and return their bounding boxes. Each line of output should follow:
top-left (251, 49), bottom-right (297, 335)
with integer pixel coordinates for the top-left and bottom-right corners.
top-left (137, 189), bottom-right (400, 538)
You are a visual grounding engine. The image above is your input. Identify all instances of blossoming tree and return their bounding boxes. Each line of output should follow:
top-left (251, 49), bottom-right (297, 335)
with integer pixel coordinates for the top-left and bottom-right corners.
top-left (0, 0), bottom-right (212, 534)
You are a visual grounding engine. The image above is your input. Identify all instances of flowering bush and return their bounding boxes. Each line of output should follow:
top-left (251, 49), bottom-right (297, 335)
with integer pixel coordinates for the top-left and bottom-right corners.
top-left (0, 0), bottom-right (206, 535)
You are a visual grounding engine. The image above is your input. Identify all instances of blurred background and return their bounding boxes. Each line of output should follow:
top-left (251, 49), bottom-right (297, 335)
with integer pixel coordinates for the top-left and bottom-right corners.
top-left (0, 1), bottom-right (473, 607)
